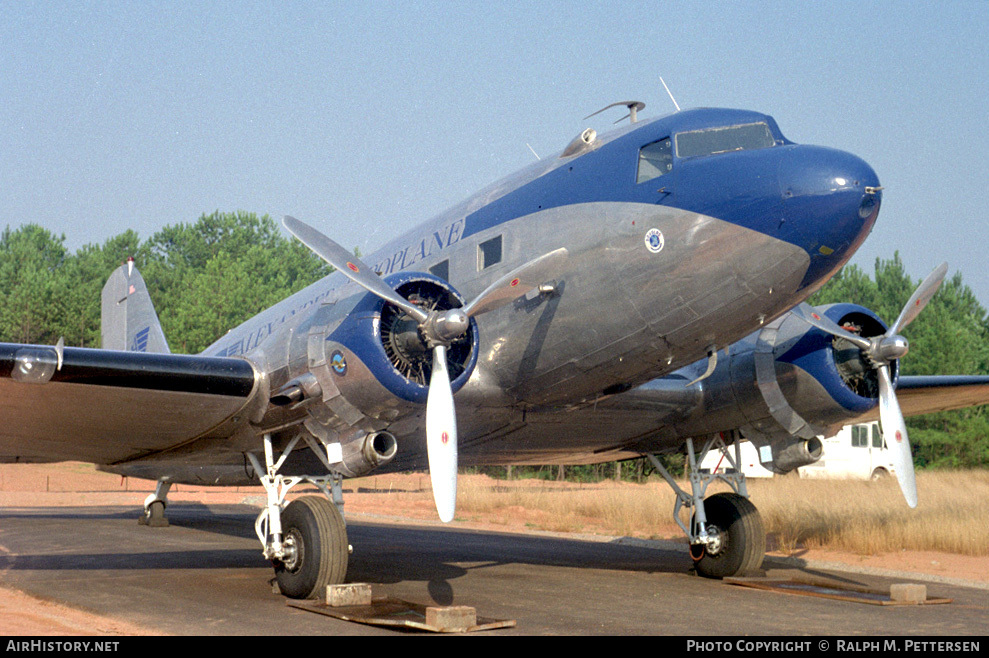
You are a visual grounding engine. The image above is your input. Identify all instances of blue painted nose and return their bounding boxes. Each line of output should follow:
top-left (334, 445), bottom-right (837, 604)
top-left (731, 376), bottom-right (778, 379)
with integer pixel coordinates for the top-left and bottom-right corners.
top-left (782, 145), bottom-right (880, 201)
top-left (781, 145), bottom-right (882, 287)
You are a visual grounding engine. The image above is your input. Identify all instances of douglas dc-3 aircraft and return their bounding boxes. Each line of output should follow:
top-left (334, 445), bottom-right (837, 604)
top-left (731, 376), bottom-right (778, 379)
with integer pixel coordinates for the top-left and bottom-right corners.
top-left (3, 103), bottom-right (989, 599)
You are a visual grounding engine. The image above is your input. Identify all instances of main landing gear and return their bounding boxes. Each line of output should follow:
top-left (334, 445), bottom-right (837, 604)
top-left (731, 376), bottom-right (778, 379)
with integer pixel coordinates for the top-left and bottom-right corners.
top-left (647, 432), bottom-right (766, 578)
top-left (246, 433), bottom-right (350, 599)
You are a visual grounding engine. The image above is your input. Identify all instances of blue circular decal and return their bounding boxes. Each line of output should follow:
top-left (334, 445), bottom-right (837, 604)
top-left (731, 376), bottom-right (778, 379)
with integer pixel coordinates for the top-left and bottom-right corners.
top-left (330, 350), bottom-right (348, 376)
top-left (645, 228), bottom-right (665, 253)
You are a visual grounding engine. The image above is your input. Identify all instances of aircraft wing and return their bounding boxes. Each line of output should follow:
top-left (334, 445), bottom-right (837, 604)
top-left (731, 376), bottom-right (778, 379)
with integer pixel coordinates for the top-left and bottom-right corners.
top-left (895, 375), bottom-right (989, 417)
top-left (0, 342), bottom-right (258, 464)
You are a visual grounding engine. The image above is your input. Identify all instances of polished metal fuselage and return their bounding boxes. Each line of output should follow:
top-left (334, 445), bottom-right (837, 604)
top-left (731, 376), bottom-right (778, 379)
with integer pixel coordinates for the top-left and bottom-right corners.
top-left (106, 107), bottom-right (881, 483)
top-left (111, 204), bottom-right (811, 482)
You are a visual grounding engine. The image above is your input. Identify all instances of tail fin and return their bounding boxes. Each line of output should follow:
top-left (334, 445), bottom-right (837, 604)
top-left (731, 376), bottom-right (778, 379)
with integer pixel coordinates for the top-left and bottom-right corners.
top-left (100, 257), bottom-right (171, 353)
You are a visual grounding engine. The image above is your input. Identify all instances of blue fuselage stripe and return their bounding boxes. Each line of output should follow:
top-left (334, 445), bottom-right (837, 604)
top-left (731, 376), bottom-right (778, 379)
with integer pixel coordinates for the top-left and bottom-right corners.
top-left (461, 108), bottom-right (878, 293)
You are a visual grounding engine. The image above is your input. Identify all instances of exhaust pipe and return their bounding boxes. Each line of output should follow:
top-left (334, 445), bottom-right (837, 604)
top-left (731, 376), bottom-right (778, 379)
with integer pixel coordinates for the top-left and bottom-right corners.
top-left (761, 436), bottom-right (823, 474)
top-left (336, 431), bottom-right (398, 477)
top-left (362, 431), bottom-right (398, 468)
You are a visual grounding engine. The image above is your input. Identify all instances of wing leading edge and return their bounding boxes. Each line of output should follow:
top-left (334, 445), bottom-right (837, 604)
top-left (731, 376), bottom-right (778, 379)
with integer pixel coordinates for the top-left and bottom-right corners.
top-left (0, 343), bottom-right (258, 465)
top-left (895, 375), bottom-right (989, 417)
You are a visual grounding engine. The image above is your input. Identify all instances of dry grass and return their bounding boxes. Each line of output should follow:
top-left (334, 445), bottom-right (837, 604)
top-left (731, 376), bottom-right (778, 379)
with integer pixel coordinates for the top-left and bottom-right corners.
top-left (444, 470), bottom-right (989, 557)
top-left (455, 479), bottom-right (679, 537)
top-left (749, 469), bottom-right (989, 557)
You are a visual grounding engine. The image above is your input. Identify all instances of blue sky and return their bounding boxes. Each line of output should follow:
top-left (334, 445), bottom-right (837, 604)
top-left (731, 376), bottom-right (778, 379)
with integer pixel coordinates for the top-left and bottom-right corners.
top-left (2, 1), bottom-right (987, 307)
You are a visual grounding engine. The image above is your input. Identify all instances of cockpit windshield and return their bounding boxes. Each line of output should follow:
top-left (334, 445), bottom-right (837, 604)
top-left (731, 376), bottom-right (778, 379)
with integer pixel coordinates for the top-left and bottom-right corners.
top-left (675, 122), bottom-right (775, 159)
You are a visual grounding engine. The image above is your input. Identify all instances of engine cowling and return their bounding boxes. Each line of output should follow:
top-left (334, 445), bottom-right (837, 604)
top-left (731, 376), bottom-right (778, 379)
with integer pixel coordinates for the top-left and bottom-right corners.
top-left (669, 303), bottom-right (896, 473)
top-left (326, 272), bottom-right (479, 405)
top-left (746, 303), bottom-right (898, 471)
top-left (268, 271), bottom-right (479, 475)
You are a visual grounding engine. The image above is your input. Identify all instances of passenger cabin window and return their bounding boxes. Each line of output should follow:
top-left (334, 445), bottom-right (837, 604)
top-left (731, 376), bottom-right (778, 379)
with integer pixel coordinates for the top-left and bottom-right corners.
top-left (675, 122), bottom-right (775, 159)
top-left (478, 235), bottom-right (502, 270)
top-left (636, 138), bottom-right (672, 184)
top-left (430, 259), bottom-right (449, 281)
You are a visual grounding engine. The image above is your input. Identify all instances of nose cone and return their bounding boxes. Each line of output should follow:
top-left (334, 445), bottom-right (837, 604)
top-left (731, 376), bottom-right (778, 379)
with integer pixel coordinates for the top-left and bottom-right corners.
top-left (781, 145), bottom-right (882, 288)
top-left (782, 145), bottom-right (880, 198)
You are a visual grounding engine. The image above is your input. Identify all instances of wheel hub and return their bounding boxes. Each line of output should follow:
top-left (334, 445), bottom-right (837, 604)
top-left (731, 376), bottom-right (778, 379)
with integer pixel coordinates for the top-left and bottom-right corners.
top-left (704, 525), bottom-right (724, 556)
top-left (281, 530), bottom-right (302, 572)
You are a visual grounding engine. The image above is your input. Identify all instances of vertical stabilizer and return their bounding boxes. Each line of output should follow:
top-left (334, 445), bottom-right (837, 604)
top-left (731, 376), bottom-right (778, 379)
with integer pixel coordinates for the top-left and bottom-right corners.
top-left (101, 258), bottom-right (171, 353)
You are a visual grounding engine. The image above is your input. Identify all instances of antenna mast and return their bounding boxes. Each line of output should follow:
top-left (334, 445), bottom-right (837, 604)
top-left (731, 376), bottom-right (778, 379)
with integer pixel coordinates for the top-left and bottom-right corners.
top-left (660, 77), bottom-right (681, 112)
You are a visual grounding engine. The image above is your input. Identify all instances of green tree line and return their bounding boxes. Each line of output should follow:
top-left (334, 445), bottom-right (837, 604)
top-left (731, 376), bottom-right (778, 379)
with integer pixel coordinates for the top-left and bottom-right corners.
top-left (0, 211), bottom-right (330, 353)
top-left (1, 215), bottom-right (986, 469)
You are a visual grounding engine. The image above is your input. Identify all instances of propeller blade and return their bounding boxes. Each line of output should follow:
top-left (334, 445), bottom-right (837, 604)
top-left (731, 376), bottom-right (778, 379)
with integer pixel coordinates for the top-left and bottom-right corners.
top-left (283, 216), bottom-right (428, 323)
top-left (888, 262), bottom-right (948, 336)
top-left (463, 247), bottom-right (569, 317)
top-left (425, 345), bottom-right (458, 523)
top-left (790, 303), bottom-right (872, 351)
top-left (877, 365), bottom-right (918, 508)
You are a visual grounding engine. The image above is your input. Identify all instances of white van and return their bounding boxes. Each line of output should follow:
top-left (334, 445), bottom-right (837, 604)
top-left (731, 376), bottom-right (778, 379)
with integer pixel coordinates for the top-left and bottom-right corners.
top-left (698, 440), bottom-right (775, 478)
top-left (699, 422), bottom-right (895, 480)
top-left (797, 422), bottom-right (896, 480)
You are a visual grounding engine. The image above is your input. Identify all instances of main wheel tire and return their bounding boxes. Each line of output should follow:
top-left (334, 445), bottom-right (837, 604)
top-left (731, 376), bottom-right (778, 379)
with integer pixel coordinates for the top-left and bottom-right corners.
top-left (274, 495), bottom-right (349, 599)
top-left (692, 492), bottom-right (765, 579)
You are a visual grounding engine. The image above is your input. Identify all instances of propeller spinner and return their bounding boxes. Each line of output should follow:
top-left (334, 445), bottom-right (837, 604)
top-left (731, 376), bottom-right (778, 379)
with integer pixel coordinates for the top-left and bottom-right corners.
top-left (283, 216), bottom-right (568, 522)
top-left (792, 262), bottom-right (948, 508)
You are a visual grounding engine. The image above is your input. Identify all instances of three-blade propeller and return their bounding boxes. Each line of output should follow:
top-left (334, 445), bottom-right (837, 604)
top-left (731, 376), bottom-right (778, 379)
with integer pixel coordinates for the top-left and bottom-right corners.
top-left (791, 262), bottom-right (948, 508)
top-left (283, 216), bottom-right (568, 522)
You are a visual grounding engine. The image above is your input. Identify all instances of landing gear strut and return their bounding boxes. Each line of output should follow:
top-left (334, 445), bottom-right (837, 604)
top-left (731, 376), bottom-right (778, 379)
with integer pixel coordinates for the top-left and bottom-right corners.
top-left (647, 432), bottom-right (765, 578)
top-left (246, 433), bottom-right (350, 599)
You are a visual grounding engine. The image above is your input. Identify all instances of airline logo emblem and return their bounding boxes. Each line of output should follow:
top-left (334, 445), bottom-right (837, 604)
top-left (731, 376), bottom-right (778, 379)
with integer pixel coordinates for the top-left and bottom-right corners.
top-left (331, 350), bottom-right (348, 376)
top-left (645, 228), bottom-right (665, 254)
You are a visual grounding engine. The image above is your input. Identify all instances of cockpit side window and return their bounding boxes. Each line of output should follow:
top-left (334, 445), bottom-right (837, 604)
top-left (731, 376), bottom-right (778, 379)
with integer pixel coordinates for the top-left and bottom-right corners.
top-left (675, 122), bottom-right (775, 159)
top-left (636, 137), bottom-right (672, 184)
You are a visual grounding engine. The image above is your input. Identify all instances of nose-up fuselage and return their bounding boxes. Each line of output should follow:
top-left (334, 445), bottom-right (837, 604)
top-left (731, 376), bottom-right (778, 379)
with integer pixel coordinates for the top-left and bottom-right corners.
top-left (456, 107), bottom-right (879, 296)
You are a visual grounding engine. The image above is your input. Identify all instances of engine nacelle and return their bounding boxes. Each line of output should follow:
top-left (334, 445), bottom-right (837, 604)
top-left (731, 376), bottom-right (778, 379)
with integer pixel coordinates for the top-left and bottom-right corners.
top-left (266, 271), bottom-right (479, 456)
top-left (670, 303), bottom-right (895, 473)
